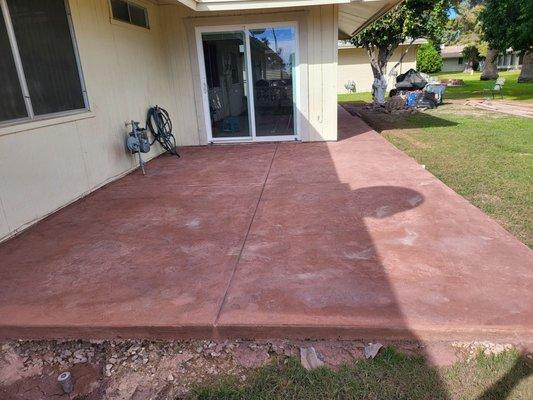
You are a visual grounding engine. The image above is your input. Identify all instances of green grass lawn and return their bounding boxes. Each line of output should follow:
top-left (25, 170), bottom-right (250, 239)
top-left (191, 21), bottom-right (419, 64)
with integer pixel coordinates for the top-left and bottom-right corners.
top-left (337, 91), bottom-right (372, 103)
top-left (193, 348), bottom-right (532, 399)
top-left (434, 71), bottom-right (533, 102)
top-left (337, 71), bottom-right (533, 103)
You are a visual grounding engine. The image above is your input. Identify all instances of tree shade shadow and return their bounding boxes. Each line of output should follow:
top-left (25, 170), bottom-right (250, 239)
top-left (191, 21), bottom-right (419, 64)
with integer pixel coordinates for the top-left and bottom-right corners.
top-left (213, 107), bottom-right (455, 398)
top-left (477, 354), bottom-right (533, 400)
top-left (340, 102), bottom-right (458, 133)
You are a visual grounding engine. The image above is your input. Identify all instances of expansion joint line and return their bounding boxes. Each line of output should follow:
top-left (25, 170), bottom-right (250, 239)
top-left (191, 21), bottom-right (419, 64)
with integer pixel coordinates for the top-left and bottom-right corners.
top-left (214, 143), bottom-right (279, 325)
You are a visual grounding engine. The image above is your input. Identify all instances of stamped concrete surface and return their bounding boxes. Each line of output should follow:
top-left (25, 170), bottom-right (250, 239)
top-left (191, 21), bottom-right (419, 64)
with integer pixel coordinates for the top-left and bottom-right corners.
top-left (0, 107), bottom-right (531, 342)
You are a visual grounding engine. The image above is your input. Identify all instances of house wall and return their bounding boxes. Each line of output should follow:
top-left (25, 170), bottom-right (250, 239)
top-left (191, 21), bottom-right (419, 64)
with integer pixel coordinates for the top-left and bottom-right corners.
top-left (0, 1), bottom-right (338, 241)
top-left (442, 57), bottom-right (464, 72)
top-left (496, 51), bottom-right (522, 70)
top-left (337, 44), bottom-right (418, 93)
top-left (0, 0), bottom-right (175, 241)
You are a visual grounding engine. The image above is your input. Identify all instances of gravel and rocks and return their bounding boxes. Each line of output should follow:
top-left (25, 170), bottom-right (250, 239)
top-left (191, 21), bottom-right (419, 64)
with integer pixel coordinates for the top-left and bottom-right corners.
top-left (0, 338), bottom-right (526, 399)
top-left (452, 341), bottom-right (515, 360)
top-left (0, 338), bottom-right (299, 399)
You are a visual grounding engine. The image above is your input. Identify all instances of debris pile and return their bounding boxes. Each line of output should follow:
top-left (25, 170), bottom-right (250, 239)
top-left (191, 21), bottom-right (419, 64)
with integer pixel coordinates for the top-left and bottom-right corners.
top-left (439, 78), bottom-right (464, 86)
top-left (371, 69), bottom-right (447, 110)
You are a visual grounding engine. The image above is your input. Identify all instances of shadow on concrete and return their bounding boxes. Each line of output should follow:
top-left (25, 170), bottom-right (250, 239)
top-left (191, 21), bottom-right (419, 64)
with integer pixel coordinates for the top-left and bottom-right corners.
top-left (214, 108), bottom-right (448, 396)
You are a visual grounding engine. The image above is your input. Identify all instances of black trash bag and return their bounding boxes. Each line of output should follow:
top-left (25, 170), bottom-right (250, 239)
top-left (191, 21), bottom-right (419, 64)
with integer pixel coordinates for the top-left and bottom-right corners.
top-left (415, 92), bottom-right (438, 109)
top-left (395, 69), bottom-right (428, 90)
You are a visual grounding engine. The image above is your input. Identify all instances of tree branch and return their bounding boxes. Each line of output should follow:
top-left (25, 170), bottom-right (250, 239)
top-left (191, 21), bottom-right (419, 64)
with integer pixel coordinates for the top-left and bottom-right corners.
top-left (389, 38), bottom-right (416, 76)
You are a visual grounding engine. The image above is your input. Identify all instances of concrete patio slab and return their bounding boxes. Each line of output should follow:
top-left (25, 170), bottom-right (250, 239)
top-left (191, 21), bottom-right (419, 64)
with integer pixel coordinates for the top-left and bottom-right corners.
top-left (0, 108), bottom-right (531, 342)
top-left (0, 144), bottom-right (275, 338)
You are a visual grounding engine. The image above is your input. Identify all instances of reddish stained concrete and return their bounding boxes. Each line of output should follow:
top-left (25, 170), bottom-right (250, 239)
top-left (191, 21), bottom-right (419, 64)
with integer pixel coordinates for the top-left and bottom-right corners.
top-left (0, 107), bottom-right (532, 342)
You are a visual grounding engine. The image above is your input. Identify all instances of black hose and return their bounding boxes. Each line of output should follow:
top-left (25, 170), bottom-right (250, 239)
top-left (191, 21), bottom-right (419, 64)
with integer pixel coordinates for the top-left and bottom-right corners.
top-left (146, 105), bottom-right (180, 157)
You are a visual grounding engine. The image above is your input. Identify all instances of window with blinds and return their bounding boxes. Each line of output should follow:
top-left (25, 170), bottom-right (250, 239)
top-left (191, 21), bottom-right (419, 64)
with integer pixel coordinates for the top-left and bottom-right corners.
top-left (0, 0), bottom-right (87, 125)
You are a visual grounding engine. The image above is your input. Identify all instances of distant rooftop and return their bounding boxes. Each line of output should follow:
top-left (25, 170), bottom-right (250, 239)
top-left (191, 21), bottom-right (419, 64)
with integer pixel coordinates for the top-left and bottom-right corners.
top-left (338, 38), bottom-right (427, 49)
top-left (440, 45), bottom-right (464, 59)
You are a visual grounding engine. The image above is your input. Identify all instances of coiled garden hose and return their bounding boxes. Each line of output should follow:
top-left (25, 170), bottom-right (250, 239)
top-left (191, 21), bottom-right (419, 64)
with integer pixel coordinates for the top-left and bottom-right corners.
top-left (146, 106), bottom-right (180, 157)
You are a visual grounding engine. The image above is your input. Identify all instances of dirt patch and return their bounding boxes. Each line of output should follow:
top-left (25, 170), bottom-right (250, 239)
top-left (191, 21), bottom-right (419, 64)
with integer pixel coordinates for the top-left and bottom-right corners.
top-left (340, 100), bottom-right (507, 132)
top-left (443, 101), bottom-right (508, 118)
top-left (465, 100), bottom-right (533, 119)
top-left (340, 102), bottom-right (421, 133)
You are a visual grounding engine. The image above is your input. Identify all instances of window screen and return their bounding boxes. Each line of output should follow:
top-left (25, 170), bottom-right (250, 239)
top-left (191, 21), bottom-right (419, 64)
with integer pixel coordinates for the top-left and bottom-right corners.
top-left (0, 6), bottom-right (27, 122)
top-left (7, 0), bottom-right (86, 116)
top-left (110, 0), bottom-right (149, 29)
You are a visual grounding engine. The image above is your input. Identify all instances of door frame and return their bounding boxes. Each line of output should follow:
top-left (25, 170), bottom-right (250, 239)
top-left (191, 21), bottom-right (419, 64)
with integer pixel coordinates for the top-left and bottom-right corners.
top-left (195, 22), bottom-right (300, 143)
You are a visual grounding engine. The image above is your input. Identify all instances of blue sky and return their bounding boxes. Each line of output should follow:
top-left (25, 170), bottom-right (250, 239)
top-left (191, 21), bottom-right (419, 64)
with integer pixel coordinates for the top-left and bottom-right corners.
top-left (448, 7), bottom-right (458, 19)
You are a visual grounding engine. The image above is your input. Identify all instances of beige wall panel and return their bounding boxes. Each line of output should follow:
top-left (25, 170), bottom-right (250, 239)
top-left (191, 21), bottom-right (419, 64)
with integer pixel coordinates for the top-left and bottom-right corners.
top-left (0, 204), bottom-right (9, 239)
top-left (307, 6), bottom-right (338, 141)
top-left (160, 5), bottom-right (200, 146)
top-left (0, 125), bottom-right (89, 231)
top-left (0, 159), bottom-right (14, 238)
top-left (318, 5), bottom-right (338, 141)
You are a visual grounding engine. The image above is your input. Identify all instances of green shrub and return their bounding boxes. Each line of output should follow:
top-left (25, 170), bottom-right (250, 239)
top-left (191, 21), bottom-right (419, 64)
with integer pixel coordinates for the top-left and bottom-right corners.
top-left (416, 43), bottom-right (443, 73)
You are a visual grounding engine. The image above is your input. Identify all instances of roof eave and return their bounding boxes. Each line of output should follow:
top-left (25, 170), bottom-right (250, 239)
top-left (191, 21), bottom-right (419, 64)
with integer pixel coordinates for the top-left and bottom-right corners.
top-left (350, 0), bottom-right (403, 37)
top-left (175, 0), bottom-right (351, 12)
top-left (172, 0), bottom-right (404, 40)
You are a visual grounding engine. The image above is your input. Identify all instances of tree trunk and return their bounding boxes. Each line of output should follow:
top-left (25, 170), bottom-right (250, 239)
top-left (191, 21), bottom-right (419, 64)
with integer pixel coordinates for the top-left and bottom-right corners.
top-left (365, 44), bottom-right (396, 104)
top-left (463, 59), bottom-right (474, 73)
top-left (480, 48), bottom-right (499, 80)
top-left (366, 46), bottom-right (383, 80)
top-left (518, 50), bottom-right (533, 83)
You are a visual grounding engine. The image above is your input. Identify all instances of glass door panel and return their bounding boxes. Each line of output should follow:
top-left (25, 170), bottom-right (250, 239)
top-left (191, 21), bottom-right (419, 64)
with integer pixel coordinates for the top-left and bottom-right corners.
top-left (202, 31), bottom-right (251, 139)
top-left (249, 27), bottom-right (296, 137)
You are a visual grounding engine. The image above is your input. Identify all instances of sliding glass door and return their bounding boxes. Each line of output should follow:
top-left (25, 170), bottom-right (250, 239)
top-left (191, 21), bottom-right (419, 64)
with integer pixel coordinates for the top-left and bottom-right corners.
top-left (201, 31), bottom-right (251, 139)
top-left (199, 24), bottom-right (297, 142)
top-left (249, 27), bottom-right (296, 137)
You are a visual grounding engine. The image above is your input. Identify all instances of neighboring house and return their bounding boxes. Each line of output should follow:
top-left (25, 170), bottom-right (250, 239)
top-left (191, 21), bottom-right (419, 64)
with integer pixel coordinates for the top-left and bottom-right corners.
top-left (496, 49), bottom-right (522, 71)
top-left (441, 45), bottom-right (465, 72)
top-left (441, 45), bottom-right (523, 73)
top-left (337, 39), bottom-right (425, 93)
top-left (0, 0), bottom-right (401, 241)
